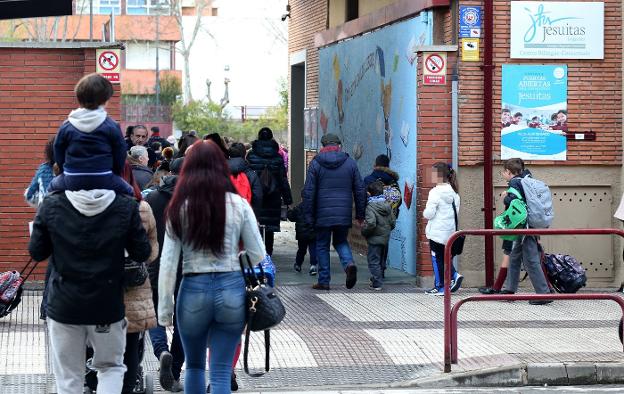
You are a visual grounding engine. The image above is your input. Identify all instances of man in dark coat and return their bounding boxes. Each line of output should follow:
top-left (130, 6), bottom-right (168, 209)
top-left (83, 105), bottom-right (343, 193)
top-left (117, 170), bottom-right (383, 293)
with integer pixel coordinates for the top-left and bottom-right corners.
top-left (144, 158), bottom-right (185, 390)
top-left (303, 133), bottom-right (366, 290)
top-left (228, 142), bottom-right (263, 216)
top-left (29, 190), bottom-right (150, 393)
top-left (247, 127), bottom-right (293, 255)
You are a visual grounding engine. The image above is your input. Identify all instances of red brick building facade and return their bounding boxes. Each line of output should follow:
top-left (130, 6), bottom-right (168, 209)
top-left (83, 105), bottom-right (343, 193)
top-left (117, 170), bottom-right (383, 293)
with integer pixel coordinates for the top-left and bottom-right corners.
top-left (0, 42), bottom-right (122, 278)
top-left (289, 0), bottom-right (623, 287)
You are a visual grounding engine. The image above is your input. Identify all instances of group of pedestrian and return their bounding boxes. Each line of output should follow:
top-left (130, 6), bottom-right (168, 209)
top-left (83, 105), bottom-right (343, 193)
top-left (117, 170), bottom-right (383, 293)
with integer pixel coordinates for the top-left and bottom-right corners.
top-left (26, 73), bottom-right (286, 394)
top-left (24, 71), bottom-right (560, 394)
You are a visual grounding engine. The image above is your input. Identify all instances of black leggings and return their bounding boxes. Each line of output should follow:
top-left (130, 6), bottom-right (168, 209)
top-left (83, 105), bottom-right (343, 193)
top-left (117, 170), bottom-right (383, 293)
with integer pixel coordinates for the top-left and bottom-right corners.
top-left (122, 332), bottom-right (141, 393)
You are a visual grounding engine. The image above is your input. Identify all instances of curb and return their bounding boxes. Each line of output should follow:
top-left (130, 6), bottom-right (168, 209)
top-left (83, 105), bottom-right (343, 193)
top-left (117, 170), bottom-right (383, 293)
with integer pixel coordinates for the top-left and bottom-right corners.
top-left (392, 362), bottom-right (624, 388)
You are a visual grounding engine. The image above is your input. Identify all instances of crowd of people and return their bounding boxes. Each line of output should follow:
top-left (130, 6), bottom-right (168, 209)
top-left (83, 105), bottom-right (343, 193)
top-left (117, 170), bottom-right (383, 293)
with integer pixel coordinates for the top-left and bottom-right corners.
top-left (23, 73), bottom-right (559, 394)
top-left (25, 74), bottom-right (286, 394)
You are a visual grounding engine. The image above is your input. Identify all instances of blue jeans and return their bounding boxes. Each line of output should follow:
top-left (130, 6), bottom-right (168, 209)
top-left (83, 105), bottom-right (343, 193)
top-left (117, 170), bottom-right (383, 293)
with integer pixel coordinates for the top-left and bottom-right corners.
top-left (316, 226), bottom-right (355, 286)
top-left (176, 272), bottom-right (246, 394)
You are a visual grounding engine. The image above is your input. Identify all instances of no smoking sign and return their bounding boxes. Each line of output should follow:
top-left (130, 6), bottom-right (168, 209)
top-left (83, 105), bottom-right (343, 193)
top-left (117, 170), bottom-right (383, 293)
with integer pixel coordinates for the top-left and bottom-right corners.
top-left (96, 48), bottom-right (121, 83)
top-left (423, 52), bottom-right (447, 85)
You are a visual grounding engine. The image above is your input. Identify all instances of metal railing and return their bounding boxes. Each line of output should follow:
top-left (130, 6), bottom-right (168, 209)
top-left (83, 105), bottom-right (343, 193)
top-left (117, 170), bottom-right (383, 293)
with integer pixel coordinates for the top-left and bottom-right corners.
top-left (443, 228), bottom-right (624, 373)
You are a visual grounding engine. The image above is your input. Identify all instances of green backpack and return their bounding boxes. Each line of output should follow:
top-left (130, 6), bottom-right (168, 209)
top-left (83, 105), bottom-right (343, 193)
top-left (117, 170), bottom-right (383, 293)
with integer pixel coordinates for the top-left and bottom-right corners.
top-left (494, 189), bottom-right (528, 241)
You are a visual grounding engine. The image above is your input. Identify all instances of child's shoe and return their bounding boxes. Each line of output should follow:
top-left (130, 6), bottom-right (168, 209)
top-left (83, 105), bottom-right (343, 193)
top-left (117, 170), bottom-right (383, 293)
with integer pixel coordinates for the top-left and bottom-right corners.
top-left (309, 265), bottom-right (318, 276)
top-left (369, 283), bottom-right (382, 291)
top-left (450, 273), bottom-right (464, 293)
top-left (293, 263), bottom-right (302, 272)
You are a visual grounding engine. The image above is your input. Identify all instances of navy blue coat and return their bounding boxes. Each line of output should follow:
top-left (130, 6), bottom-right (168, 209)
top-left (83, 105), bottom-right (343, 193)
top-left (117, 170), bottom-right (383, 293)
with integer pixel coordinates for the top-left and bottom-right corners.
top-left (302, 149), bottom-right (366, 228)
top-left (55, 117), bottom-right (126, 175)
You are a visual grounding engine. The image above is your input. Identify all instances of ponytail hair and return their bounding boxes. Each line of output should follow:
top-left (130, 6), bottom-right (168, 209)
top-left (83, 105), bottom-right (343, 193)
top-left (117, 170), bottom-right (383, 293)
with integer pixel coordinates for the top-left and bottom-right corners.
top-left (432, 162), bottom-right (459, 193)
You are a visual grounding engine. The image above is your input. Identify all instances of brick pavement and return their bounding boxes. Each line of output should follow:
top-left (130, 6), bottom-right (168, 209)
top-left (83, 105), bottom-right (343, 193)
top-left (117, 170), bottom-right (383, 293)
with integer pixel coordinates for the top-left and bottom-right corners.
top-left (2, 223), bottom-right (623, 392)
top-left (2, 286), bottom-right (623, 393)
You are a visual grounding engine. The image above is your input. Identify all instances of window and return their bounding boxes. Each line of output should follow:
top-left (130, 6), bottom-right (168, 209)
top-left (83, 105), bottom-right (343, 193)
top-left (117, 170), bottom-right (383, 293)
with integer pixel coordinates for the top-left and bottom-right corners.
top-left (126, 42), bottom-right (172, 71)
top-left (127, 0), bottom-right (170, 15)
top-left (345, 0), bottom-right (358, 22)
top-left (76, 0), bottom-right (121, 15)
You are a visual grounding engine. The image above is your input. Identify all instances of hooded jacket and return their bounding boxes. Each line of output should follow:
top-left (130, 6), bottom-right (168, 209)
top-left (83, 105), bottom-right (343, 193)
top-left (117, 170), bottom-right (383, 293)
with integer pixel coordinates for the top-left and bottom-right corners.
top-left (54, 107), bottom-right (126, 176)
top-left (302, 147), bottom-right (366, 228)
top-left (246, 139), bottom-right (293, 231)
top-left (423, 183), bottom-right (460, 245)
top-left (228, 157), bottom-right (263, 215)
top-left (361, 195), bottom-right (396, 245)
top-left (28, 191), bottom-right (151, 325)
top-left (364, 167), bottom-right (399, 188)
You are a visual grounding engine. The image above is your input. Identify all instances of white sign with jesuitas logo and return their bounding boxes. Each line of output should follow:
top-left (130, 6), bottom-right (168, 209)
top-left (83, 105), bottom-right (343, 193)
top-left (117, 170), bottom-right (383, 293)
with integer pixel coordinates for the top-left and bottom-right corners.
top-left (510, 1), bottom-right (604, 59)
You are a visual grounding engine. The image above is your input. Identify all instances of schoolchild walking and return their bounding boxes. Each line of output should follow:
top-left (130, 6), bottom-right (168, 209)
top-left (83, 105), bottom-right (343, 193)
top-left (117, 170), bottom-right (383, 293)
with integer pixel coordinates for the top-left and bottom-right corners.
top-left (361, 181), bottom-right (396, 291)
top-left (500, 158), bottom-right (553, 305)
top-left (288, 193), bottom-right (318, 275)
top-left (423, 163), bottom-right (463, 295)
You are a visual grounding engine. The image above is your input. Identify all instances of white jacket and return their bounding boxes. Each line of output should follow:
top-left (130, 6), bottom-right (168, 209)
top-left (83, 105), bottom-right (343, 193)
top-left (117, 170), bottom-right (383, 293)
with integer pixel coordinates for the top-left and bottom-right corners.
top-left (424, 183), bottom-right (460, 245)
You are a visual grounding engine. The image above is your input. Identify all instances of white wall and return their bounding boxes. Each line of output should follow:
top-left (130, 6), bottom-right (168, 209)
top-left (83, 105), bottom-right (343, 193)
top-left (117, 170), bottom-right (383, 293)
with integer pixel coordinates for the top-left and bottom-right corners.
top-left (176, 0), bottom-right (288, 117)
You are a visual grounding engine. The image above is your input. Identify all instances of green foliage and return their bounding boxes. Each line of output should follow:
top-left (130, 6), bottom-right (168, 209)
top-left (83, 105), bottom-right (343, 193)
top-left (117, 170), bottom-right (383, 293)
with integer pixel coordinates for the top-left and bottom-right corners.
top-left (171, 78), bottom-right (289, 144)
top-left (159, 74), bottom-right (182, 105)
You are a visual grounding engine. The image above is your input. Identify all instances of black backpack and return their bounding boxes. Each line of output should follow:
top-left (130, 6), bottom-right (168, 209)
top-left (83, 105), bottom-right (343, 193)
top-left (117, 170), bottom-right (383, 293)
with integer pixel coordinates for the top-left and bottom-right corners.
top-left (543, 253), bottom-right (587, 293)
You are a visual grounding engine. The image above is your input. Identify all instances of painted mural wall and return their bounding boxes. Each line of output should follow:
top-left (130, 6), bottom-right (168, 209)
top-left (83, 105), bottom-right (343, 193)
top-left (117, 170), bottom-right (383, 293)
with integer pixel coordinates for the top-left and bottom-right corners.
top-left (318, 15), bottom-right (432, 275)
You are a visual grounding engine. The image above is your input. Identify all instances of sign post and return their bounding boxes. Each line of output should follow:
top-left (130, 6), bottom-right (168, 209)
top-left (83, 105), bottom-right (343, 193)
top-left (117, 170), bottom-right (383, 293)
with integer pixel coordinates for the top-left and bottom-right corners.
top-left (96, 49), bottom-right (121, 83)
top-left (422, 52), bottom-right (447, 85)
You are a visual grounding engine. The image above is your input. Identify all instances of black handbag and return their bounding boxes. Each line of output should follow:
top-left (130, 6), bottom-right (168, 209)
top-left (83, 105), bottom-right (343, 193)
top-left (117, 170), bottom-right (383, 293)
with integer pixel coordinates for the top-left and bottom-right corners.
top-left (239, 252), bottom-right (286, 377)
top-left (451, 200), bottom-right (465, 257)
top-left (123, 258), bottom-right (148, 288)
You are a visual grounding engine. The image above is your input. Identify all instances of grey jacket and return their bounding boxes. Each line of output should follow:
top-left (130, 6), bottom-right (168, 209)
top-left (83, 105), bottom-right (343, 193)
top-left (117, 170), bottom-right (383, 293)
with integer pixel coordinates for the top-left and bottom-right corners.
top-left (361, 196), bottom-right (396, 245)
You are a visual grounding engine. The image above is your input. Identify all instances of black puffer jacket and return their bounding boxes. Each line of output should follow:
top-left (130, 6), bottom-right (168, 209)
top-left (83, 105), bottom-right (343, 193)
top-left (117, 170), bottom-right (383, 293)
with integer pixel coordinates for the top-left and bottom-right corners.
top-left (247, 139), bottom-right (293, 231)
top-left (144, 176), bottom-right (180, 290)
top-left (287, 203), bottom-right (315, 241)
top-left (29, 193), bottom-right (151, 325)
top-left (228, 157), bottom-right (263, 216)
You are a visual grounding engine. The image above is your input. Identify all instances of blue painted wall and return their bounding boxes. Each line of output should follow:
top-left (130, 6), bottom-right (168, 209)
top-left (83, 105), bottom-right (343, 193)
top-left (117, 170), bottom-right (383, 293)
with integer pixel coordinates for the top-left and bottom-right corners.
top-left (318, 15), bottom-right (432, 275)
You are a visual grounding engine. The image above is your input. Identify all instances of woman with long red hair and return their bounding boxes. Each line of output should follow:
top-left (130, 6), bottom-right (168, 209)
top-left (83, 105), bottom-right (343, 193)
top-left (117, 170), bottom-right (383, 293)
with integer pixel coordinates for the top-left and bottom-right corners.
top-left (158, 140), bottom-right (265, 393)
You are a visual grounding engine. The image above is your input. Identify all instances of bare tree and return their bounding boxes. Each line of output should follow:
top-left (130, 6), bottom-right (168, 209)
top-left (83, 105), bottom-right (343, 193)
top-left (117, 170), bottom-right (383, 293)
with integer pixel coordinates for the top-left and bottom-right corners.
top-left (168, 0), bottom-right (210, 103)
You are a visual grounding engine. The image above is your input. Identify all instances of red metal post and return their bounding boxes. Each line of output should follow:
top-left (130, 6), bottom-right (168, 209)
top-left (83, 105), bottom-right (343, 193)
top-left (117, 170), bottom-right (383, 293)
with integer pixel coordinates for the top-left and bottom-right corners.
top-left (443, 228), bottom-right (624, 373)
top-left (450, 293), bottom-right (624, 364)
top-left (482, 0), bottom-right (495, 287)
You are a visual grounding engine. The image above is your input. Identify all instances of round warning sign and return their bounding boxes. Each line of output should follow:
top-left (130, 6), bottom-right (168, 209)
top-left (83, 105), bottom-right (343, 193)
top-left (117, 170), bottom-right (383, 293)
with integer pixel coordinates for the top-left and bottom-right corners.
top-left (425, 54), bottom-right (445, 74)
top-left (98, 51), bottom-right (119, 71)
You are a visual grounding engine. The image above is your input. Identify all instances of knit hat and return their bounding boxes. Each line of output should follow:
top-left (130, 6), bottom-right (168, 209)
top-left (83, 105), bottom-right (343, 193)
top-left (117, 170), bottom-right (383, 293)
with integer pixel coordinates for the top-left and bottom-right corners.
top-left (258, 127), bottom-right (273, 141)
top-left (321, 133), bottom-right (341, 146)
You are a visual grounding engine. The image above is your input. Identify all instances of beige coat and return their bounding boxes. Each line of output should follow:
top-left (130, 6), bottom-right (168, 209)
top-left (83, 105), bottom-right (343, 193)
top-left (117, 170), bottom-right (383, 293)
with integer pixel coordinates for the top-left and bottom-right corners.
top-left (125, 201), bottom-right (159, 333)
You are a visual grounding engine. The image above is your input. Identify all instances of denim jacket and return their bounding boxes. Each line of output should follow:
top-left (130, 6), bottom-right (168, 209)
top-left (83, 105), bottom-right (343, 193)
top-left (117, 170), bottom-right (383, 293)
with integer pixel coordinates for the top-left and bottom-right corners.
top-left (158, 193), bottom-right (266, 326)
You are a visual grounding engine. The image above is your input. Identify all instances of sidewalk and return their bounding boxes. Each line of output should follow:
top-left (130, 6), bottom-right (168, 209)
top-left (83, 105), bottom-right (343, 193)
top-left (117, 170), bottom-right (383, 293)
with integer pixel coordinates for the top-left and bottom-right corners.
top-left (1, 223), bottom-right (623, 393)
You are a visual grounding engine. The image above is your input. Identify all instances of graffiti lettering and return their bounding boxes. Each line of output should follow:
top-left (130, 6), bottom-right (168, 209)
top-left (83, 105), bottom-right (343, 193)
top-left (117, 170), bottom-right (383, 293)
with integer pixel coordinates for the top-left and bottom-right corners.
top-left (345, 51), bottom-right (377, 102)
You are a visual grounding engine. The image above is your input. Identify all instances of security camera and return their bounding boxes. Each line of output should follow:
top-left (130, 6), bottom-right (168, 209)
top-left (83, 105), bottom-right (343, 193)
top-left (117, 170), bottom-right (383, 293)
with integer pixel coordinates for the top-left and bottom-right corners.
top-left (281, 4), bottom-right (291, 21)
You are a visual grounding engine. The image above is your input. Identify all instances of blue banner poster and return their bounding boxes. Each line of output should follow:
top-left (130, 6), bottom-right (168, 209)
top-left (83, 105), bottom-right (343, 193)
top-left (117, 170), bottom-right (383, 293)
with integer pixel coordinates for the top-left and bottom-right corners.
top-left (501, 65), bottom-right (568, 161)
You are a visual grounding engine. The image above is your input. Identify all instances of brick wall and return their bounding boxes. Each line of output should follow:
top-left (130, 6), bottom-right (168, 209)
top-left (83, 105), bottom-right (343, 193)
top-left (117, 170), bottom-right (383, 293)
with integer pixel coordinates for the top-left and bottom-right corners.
top-left (0, 47), bottom-right (121, 278)
top-left (288, 0), bottom-right (327, 107)
top-left (416, 51), bottom-right (456, 278)
top-left (458, 0), bottom-right (622, 166)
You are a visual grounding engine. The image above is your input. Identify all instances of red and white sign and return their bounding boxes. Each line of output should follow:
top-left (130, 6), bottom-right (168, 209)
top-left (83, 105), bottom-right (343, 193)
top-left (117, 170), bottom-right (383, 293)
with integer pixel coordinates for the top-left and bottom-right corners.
top-left (423, 52), bottom-right (447, 85)
top-left (96, 49), bottom-right (121, 83)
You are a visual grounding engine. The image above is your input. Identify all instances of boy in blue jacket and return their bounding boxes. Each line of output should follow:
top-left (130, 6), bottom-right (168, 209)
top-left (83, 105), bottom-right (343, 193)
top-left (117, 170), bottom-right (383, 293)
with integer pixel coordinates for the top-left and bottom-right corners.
top-left (48, 73), bottom-right (132, 195)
